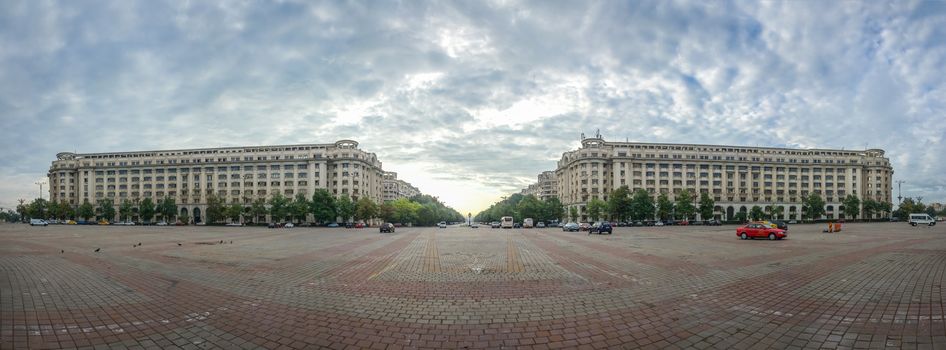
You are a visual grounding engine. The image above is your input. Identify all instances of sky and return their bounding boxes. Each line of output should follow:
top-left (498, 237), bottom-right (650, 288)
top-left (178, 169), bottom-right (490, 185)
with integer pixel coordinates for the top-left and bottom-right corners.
top-left (1, 0), bottom-right (945, 215)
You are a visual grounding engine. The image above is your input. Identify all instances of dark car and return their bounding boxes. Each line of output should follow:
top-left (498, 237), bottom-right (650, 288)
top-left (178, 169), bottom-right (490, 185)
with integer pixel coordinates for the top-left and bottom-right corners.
top-left (770, 220), bottom-right (788, 231)
top-left (590, 222), bottom-right (613, 235)
top-left (513, 223), bottom-right (521, 228)
top-left (345, 222), bottom-right (354, 228)
top-left (703, 219), bottom-right (721, 226)
top-left (380, 223), bottom-right (395, 233)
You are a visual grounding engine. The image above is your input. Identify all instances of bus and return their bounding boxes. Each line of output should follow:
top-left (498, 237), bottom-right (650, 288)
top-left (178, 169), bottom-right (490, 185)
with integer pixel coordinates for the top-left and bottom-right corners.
top-left (501, 216), bottom-right (514, 229)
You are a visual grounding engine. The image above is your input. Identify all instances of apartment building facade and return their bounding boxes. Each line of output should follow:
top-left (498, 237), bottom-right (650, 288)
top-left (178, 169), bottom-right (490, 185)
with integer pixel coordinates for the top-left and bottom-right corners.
top-left (48, 140), bottom-right (384, 223)
top-left (520, 171), bottom-right (558, 200)
top-left (382, 172), bottom-right (421, 202)
top-left (556, 136), bottom-right (894, 222)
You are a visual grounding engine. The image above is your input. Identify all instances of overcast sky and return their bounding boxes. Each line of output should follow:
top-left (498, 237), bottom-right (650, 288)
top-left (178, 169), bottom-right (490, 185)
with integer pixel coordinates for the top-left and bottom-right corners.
top-left (1, 0), bottom-right (944, 215)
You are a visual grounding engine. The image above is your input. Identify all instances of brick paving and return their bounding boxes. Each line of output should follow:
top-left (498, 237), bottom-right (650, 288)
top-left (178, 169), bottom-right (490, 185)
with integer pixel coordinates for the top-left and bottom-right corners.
top-left (1, 222), bottom-right (944, 349)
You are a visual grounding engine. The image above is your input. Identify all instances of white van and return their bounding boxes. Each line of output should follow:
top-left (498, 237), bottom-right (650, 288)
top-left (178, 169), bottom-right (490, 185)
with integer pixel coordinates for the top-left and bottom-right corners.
top-left (29, 219), bottom-right (48, 226)
top-left (909, 213), bottom-right (936, 226)
top-left (523, 218), bottom-right (534, 228)
top-left (500, 216), bottom-right (514, 229)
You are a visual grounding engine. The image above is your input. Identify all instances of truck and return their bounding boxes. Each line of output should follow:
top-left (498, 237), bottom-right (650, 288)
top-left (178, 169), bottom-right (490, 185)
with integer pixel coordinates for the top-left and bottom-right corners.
top-left (523, 218), bottom-right (534, 228)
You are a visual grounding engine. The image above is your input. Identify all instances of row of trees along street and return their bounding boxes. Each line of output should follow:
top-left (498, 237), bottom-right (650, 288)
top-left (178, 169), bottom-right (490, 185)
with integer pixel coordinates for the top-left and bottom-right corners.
top-left (10, 190), bottom-right (464, 226)
top-left (475, 186), bottom-right (914, 223)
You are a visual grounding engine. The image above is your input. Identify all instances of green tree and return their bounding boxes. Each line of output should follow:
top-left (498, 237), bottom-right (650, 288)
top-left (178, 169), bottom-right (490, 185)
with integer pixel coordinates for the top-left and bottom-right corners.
top-left (267, 193), bottom-right (290, 223)
top-left (607, 186), bottom-right (633, 222)
top-left (379, 202), bottom-right (396, 223)
top-left (586, 198), bottom-right (607, 222)
top-left (334, 195), bottom-right (355, 223)
top-left (674, 190), bottom-right (696, 220)
top-left (749, 205), bottom-right (765, 221)
top-left (139, 198), bottom-right (155, 223)
top-left (569, 206), bottom-right (579, 222)
top-left (119, 199), bottom-right (134, 222)
top-left (250, 198), bottom-right (267, 224)
top-left (631, 189), bottom-right (655, 221)
top-left (290, 193), bottom-right (310, 223)
top-left (78, 201), bottom-right (95, 221)
top-left (27, 198), bottom-right (49, 219)
top-left (309, 189), bottom-right (336, 224)
top-left (391, 198), bottom-right (420, 224)
top-left (698, 192), bottom-right (715, 220)
top-left (158, 197), bottom-right (177, 223)
top-left (543, 197), bottom-right (565, 222)
top-left (842, 194), bottom-right (861, 220)
top-left (770, 205), bottom-right (785, 220)
top-left (861, 199), bottom-right (877, 221)
top-left (97, 198), bottom-right (115, 222)
top-left (226, 204), bottom-right (243, 223)
top-left (516, 195), bottom-right (542, 221)
top-left (354, 197), bottom-right (378, 223)
top-left (733, 211), bottom-right (748, 223)
top-left (804, 193), bottom-right (826, 221)
top-left (656, 193), bottom-right (674, 220)
top-left (59, 200), bottom-right (75, 220)
top-left (46, 200), bottom-right (62, 220)
top-left (205, 194), bottom-right (226, 224)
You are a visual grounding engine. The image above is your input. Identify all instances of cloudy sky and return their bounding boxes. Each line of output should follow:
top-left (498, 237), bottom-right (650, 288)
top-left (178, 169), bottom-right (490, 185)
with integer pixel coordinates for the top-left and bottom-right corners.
top-left (1, 0), bottom-right (945, 214)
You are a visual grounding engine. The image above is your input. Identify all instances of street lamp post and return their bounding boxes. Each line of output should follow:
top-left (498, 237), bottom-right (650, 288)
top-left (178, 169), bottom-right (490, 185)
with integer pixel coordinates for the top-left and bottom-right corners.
top-left (35, 181), bottom-right (47, 200)
top-left (896, 180), bottom-right (906, 206)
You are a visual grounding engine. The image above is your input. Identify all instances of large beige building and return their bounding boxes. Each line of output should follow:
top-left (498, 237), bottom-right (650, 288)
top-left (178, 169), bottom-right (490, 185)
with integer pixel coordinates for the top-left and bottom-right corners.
top-left (382, 172), bottom-right (420, 202)
top-left (47, 140), bottom-right (384, 223)
top-left (556, 135), bottom-right (894, 222)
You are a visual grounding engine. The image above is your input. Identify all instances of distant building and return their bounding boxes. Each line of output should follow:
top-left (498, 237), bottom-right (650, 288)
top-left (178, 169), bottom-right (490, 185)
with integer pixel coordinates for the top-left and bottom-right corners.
top-left (382, 172), bottom-right (420, 202)
top-left (520, 171), bottom-right (558, 200)
top-left (48, 140), bottom-right (385, 223)
top-left (555, 135), bottom-right (894, 222)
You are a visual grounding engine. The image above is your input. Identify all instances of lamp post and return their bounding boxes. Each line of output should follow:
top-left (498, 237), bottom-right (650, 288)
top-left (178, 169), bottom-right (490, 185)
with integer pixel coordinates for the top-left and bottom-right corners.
top-left (35, 181), bottom-right (46, 200)
top-left (896, 180), bottom-right (906, 206)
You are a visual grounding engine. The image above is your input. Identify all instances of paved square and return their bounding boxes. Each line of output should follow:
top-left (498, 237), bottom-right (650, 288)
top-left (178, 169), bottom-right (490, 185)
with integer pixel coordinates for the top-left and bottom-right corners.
top-left (1, 222), bottom-right (944, 349)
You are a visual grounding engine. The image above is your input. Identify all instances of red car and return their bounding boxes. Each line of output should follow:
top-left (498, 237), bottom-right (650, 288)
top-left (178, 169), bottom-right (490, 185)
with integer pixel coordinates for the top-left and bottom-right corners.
top-left (579, 223), bottom-right (591, 231)
top-left (736, 223), bottom-right (787, 240)
top-left (354, 223), bottom-right (365, 228)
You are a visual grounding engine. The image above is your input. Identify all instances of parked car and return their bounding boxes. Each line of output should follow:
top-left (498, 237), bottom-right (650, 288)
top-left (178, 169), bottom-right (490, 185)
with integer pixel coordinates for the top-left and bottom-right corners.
top-left (490, 221), bottom-right (501, 228)
top-left (736, 223), bottom-right (787, 240)
top-left (284, 223), bottom-right (294, 228)
top-left (470, 223), bottom-right (479, 228)
top-left (704, 219), bottom-right (721, 226)
top-left (562, 222), bottom-right (580, 232)
top-left (225, 222), bottom-right (243, 226)
top-left (590, 222), bottom-right (613, 235)
top-left (438, 221), bottom-right (447, 228)
top-left (46, 219), bottom-right (60, 225)
top-left (380, 223), bottom-right (395, 233)
top-left (536, 222), bottom-right (546, 228)
top-left (29, 219), bottom-right (48, 226)
top-left (678, 220), bottom-right (689, 226)
top-left (97, 219), bottom-right (110, 225)
top-left (654, 221), bottom-right (665, 226)
top-left (513, 223), bottom-right (521, 228)
top-left (769, 220), bottom-right (788, 231)
top-left (327, 222), bottom-right (340, 228)
top-left (65, 220), bottom-right (77, 225)
top-left (345, 222), bottom-right (354, 228)
top-left (156, 221), bottom-right (168, 226)
top-left (579, 222), bottom-right (591, 231)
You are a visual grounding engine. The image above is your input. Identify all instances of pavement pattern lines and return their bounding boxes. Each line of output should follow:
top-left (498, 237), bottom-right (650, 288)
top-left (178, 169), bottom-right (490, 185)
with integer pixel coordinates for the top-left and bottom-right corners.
top-left (0, 222), bottom-right (944, 349)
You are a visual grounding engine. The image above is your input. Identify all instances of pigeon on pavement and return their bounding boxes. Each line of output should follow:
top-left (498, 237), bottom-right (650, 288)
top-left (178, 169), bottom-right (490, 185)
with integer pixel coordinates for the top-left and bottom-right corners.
top-left (94, 248), bottom-right (100, 252)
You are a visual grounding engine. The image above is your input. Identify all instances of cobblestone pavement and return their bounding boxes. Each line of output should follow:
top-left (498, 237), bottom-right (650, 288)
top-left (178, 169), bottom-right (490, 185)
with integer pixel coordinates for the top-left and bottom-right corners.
top-left (1, 222), bottom-right (944, 349)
